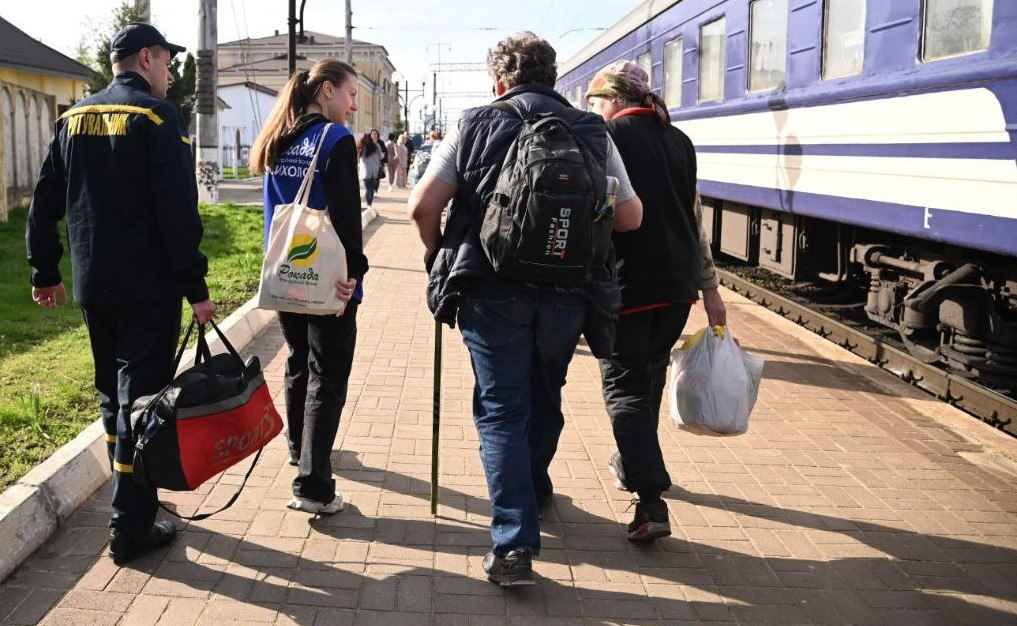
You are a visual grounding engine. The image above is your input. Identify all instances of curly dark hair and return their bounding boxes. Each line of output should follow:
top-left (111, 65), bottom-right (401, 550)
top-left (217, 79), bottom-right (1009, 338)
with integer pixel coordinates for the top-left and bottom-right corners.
top-left (486, 31), bottom-right (557, 88)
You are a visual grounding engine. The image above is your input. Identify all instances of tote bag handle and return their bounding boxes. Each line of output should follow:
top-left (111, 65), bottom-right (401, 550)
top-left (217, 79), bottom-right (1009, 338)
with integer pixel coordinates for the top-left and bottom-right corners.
top-left (293, 122), bottom-right (334, 209)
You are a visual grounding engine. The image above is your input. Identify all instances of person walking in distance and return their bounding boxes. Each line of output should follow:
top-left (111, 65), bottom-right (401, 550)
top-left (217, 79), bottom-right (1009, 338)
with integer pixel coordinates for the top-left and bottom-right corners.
top-left (409, 32), bottom-right (643, 586)
top-left (358, 132), bottom-right (382, 209)
top-left (385, 131), bottom-right (399, 192)
top-left (249, 59), bottom-right (368, 515)
top-left (394, 133), bottom-right (409, 188)
top-left (586, 60), bottom-right (727, 541)
top-left (371, 128), bottom-right (386, 196)
top-left (26, 23), bottom-right (216, 564)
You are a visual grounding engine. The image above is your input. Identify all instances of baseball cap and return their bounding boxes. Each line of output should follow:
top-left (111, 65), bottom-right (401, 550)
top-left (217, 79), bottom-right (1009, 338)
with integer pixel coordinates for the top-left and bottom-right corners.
top-left (110, 23), bottom-right (186, 63)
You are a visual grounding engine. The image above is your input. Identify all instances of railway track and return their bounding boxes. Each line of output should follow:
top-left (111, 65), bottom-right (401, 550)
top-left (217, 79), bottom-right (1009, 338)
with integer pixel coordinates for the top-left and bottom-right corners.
top-left (717, 269), bottom-right (1017, 436)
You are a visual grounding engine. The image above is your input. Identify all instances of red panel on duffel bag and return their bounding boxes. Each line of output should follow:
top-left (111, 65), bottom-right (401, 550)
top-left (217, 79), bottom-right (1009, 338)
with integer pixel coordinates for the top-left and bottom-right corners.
top-left (175, 382), bottom-right (282, 489)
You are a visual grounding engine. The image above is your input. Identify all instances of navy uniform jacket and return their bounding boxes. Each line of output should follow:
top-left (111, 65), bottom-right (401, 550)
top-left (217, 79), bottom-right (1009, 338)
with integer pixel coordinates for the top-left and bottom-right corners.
top-left (26, 72), bottom-right (209, 305)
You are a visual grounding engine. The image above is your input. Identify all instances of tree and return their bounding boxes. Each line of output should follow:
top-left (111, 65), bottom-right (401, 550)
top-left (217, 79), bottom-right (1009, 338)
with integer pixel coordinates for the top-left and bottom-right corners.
top-left (77, 1), bottom-right (143, 96)
top-left (75, 0), bottom-right (196, 127)
top-left (393, 108), bottom-right (405, 136)
top-left (167, 53), bottom-right (196, 130)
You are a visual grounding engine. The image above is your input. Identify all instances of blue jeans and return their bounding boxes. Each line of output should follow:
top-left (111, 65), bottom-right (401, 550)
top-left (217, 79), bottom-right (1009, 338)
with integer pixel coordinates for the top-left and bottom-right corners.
top-left (457, 280), bottom-right (587, 556)
top-left (363, 177), bottom-right (379, 206)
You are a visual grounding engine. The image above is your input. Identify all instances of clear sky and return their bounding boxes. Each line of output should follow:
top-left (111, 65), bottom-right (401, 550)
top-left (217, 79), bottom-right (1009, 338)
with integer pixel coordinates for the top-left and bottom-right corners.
top-left (3, 0), bottom-right (643, 125)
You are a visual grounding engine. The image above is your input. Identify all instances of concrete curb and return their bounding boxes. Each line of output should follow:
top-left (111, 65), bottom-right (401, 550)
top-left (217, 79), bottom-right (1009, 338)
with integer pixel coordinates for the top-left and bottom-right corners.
top-left (0, 206), bottom-right (378, 581)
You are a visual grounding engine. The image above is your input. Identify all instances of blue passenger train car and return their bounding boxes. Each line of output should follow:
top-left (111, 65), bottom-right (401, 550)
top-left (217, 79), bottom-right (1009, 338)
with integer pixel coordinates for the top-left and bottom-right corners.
top-left (557, 0), bottom-right (1017, 388)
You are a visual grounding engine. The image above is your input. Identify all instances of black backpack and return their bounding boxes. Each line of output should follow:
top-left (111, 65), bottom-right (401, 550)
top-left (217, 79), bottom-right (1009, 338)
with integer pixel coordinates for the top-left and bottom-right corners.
top-left (479, 101), bottom-right (612, 287)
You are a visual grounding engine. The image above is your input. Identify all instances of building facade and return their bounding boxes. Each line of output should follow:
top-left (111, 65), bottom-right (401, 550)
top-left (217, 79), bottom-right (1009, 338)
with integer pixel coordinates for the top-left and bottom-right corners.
top-left (0, 16), bottom-right (91, 219)
top-left (218, 31), bottom-right (400, 137)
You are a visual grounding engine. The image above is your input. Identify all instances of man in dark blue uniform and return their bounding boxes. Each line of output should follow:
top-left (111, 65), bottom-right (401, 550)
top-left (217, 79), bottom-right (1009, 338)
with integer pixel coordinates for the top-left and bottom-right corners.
top-left (26, 23), bottom-right (216, 565)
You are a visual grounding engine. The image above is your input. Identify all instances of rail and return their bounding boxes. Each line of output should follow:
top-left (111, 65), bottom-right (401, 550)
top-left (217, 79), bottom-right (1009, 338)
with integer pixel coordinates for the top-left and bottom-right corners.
top-left (717, 270), bottom-right (1017, 436)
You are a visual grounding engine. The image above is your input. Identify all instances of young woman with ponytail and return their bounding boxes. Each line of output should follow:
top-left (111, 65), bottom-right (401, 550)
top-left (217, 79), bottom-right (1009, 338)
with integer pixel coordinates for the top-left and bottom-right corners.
top-left (250, 59), bottom-right (368, 515)
top-left (585, 60), bottom-right (727, 542)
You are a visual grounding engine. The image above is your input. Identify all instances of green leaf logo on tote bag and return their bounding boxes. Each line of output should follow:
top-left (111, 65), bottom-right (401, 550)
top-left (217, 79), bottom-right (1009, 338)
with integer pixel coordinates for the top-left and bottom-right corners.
top-left (286, 233), bottom-right (319, 266)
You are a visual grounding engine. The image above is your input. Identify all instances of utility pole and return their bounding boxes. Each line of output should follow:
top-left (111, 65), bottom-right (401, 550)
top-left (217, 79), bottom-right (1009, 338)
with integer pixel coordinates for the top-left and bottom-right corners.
top-left (403, 81), bottom-right (408, 134)
top-left (345, 0), bottom-right (353, 65)
top-left (195, 0), bottom-right (219, 203)
top-left (134, 0), bottom-right (151, 22)
top-left (287, 0), bottom-right (297, 76)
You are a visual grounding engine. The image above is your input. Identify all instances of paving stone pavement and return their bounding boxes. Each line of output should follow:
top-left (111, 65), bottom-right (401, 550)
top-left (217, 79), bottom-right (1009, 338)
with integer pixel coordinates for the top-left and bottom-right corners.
top-left (2, 186), bottom-right (1016, 625)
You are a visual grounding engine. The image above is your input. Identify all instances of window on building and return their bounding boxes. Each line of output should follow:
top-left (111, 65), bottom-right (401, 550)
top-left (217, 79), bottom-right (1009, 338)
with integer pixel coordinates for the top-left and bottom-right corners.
top-left (699, 17), bottom-right (727, 102)
top-left (823, 0), bottom-right (865, 78)
top-left (923, 0), bottom-right (993, 60)
top-left (664, 37), bottom-right (684, 108)
top-left (749, 0), bottom-right (788, 91)
top-left (637, 52), bottom-right (653, 89)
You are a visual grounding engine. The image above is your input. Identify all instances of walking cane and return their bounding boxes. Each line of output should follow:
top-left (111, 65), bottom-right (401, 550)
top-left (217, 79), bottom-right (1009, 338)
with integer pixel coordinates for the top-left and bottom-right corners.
top-left (430, 320), bottom-right (442, 516)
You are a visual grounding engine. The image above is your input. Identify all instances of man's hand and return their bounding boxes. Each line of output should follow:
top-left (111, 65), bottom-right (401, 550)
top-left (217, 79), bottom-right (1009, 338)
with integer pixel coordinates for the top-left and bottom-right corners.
top-left (191, 299), bottom-right (217, 324)
top-left (335, 277), bottom-right (358, 303)
top-left (32, 284), bottom-right (67, 309)
top-left (702, 288), bottom-right (727, 327)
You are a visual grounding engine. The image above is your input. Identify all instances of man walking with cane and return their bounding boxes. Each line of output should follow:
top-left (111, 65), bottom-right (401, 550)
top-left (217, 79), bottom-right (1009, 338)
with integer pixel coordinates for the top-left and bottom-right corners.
top-left (26, 23), bottom-right (215, 564)
top-left (409, 32), bottom-right (641, 586)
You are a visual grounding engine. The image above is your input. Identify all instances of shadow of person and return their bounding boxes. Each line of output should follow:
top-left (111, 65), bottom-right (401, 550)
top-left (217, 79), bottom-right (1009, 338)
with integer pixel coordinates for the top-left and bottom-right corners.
top-left (8, 450), bottom-right (1017, 626)
top-left (327, 451), bottom-right (1017, 624)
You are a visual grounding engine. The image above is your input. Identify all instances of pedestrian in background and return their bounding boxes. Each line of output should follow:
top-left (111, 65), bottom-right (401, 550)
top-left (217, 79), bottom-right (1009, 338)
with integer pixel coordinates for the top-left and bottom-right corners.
top-left (586, 60), bottom-right (727, 541)
top-left (409, 32), bottom-right (642, 586)
top-left (371, 128), bottom-right (386, 195)
top-left (249, 58), bottom-right (368, 515)
top-left (386, 131), bottom-right (399, 191)
top-left (395, 133), bottom-right (409, 188)
top-left (26, 23), bottom-right (216, 564)
top-left (358, 132), bottom-right (382, 209)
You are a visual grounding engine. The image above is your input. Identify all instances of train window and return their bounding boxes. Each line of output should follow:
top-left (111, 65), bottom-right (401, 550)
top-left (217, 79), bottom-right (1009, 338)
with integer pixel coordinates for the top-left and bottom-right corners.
top-left (748, 0), bottom-right (788, 91)
top-left (699, 17), bottom-right (727, 102)
top-left (664, 37), bottom-right (684, 108)
top-left (823, 0), bottom-right (865, 78)
top-left (923, 0), bottom-right (993, 60)
top-left (637, 53), bottom-right (653, 89)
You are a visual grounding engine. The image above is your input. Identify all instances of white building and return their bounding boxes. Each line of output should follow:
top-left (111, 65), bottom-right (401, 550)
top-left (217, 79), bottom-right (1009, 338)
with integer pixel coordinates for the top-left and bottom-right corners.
top-left (218, 82), bottom-right (277, 172)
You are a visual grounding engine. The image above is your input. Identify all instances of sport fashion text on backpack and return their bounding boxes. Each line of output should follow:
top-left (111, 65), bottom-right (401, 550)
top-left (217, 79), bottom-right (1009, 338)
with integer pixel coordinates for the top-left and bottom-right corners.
top-left (480, 101), bottom-right (612, 287)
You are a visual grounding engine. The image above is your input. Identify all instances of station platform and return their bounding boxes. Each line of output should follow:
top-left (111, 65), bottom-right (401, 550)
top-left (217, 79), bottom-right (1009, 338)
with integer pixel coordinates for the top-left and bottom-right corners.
top-left (2, 186), bottom-right (1015, 625)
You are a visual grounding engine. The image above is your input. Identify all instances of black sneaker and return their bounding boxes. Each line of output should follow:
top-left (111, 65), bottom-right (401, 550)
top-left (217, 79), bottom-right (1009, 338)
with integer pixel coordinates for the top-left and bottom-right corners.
top-left (626, 498), bottom-right (671, 542)
top-left (109, 520), bottom-right (177, 565)
top-left (483, 549), bottom-right (535, 587)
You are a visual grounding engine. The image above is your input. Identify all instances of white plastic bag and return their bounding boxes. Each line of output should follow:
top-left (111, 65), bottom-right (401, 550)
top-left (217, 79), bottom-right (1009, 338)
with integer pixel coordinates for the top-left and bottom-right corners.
top-left (257, 124), bottom-right (348, 315)
top-left (668, 326), bottom-right (764, 435)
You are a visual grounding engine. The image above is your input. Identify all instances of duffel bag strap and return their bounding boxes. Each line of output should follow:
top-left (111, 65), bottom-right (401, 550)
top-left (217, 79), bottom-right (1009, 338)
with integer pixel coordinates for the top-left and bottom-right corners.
top-left (149, 446), bottom-right (265, 521)
top-left (172, 319), bottom-right (197, 372)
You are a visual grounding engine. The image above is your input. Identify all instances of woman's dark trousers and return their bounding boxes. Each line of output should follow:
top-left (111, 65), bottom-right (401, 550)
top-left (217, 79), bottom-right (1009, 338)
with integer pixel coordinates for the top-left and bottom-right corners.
top-left (598, 303), bottom-right (692, 498)
top-left (278, 304), bottom-right (358, 504)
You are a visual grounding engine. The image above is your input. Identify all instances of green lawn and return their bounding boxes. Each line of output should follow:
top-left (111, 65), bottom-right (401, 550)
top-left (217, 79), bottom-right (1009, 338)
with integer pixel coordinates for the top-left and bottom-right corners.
top-left (0, 203), bottom-right (264, 489)
top-left (222, 166), bottom-right (253, 179)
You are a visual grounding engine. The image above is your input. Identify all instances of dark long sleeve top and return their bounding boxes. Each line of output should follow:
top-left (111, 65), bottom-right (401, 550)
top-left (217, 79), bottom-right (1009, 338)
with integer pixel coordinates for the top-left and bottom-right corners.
top-left (26, 72), bottom-right (209, 304)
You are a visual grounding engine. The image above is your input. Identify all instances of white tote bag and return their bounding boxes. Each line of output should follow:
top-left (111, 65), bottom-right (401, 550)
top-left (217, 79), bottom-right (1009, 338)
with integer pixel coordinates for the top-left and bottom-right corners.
top-left (257, 124), bottom-right (348, 315)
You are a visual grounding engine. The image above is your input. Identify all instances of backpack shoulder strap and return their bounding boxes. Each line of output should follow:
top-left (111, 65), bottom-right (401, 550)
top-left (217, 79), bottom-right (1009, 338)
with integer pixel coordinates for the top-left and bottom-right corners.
top-left (488, 100), bottom-right (524, 120)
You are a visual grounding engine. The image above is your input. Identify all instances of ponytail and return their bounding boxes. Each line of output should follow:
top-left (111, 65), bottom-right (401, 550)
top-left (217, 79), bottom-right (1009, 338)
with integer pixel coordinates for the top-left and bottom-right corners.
top-left (250, 60), bottom-right (356, 174)
top-left (644, 92), bottom-right (671, 126)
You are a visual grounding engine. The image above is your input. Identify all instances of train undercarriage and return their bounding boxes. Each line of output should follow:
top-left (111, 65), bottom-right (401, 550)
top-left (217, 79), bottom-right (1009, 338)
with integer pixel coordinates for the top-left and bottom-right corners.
top-left (701, 197), bottom-right (1017, 390)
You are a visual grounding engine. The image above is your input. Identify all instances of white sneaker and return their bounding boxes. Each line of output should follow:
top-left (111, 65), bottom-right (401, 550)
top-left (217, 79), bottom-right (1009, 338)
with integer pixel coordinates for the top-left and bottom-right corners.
top-left (387, 185), bottom-right (393, 192)
top-left (608, 451), bottom-right (628, 490)
top-left (286, 494), bottom-right (344, 515)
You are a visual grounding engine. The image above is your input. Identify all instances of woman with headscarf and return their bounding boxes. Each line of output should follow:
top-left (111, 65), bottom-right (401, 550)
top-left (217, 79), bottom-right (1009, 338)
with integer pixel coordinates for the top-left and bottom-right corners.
top-left (586, 60), bottom-right (727, 541)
